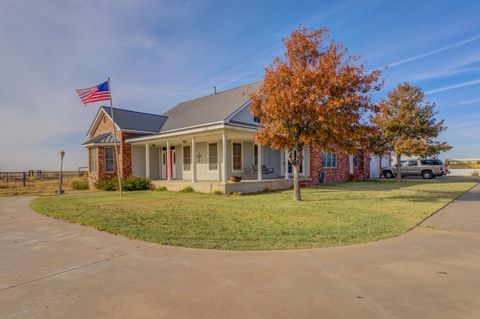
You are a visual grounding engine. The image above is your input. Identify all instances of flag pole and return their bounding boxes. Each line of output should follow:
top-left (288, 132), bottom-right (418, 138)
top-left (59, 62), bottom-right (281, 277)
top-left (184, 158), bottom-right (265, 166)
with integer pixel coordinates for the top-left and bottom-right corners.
top-left (107, 77), bottom-right (123, 197)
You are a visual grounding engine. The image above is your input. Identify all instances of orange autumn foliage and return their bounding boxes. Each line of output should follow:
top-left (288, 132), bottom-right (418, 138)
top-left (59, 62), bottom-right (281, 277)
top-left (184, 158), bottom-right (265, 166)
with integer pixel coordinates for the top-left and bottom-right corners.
top-left (250, 27), bottom-right (381, 200)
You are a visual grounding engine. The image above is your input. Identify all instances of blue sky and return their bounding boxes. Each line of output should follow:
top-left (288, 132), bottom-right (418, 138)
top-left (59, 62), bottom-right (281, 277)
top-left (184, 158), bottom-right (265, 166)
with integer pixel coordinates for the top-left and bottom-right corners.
top-left (0, 0), bottom-right (479, 170)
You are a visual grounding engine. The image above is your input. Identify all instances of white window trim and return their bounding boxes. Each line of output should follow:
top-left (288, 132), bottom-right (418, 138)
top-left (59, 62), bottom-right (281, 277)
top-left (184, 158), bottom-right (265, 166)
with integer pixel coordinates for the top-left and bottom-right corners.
top-left (323, 152), bottom-right (337, 169)
top-left (231, 141), bottom-right (243, 172)
top-left (182, 144), bottom-right (192, 172)
top-left (104, 147), bottom-right (114, 173)
top-left (207, 142), bottom-right (219, 172)
top-left (89, 148), bottom-right (97, 173)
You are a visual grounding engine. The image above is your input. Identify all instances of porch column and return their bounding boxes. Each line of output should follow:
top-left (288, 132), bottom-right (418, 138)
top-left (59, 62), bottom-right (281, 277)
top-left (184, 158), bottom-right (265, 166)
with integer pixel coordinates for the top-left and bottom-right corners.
top-left (145, 144), bottom-right (150, 179)
top-left (257, 144), bottom-right (263, 181)
top-left (222, 132), bottom-right (227, 182)
top-left (191, 137), bottom-right (196, 183)
top-left (284, 149), bottom-right (289, 179)
top-left (166, 141), bottom-right (170, 181)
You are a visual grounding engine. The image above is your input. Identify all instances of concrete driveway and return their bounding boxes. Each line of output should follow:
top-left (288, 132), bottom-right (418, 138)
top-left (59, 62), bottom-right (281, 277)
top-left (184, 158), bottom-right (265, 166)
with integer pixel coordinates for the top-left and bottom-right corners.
top-left (1, 185), bottom-right (479, 319)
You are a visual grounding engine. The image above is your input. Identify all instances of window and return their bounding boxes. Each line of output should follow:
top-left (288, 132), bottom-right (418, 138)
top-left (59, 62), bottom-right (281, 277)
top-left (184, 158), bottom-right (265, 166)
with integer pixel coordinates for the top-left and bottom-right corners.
top-left (353, 155), bottom-right (360, 168)
top-left (253, 145), bottom-right (258, 166)
top-left (421, 159), bottom-right (442, 166)
top-left (233, 142), bottom-right (242, 171)
top-left (253, 116), bottom-right (261, 123)
top-left (323, 152), bottom-right (337, 168)
top-left (104, 147), bottom-right (114, 172)
top-left (208, 143), bottom-right (218, 170)
top-left (288, 149), bottom-right (304, 174)
top-left (183, 146), bottom-right (191, 171)
top-left (89, 148), bottom-right (97, 173)
top-left (408, 160), bottom-right (418, 167)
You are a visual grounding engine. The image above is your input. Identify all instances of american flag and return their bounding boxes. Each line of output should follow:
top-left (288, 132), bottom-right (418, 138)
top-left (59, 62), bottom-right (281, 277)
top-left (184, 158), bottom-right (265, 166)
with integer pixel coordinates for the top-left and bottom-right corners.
top-left (76, 81), bottom-right (110, 105)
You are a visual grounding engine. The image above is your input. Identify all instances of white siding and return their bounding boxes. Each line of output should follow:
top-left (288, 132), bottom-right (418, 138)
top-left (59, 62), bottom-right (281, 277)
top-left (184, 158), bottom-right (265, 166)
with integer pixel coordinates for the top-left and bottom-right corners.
top-left (132, 145), bottom-right (146, 177)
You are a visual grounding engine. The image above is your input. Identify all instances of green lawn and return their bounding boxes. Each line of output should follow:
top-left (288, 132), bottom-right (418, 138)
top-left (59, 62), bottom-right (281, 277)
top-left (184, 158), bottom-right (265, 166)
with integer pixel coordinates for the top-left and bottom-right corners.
top-left (31, 180), bottom-right (475, 250)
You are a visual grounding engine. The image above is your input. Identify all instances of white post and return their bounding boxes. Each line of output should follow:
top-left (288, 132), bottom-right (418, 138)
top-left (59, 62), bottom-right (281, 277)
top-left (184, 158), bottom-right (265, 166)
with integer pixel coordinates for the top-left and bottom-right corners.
top-left (158, 147), bottom-right (162, 179)
top-left (257, 144), bottom-right (263, 181)
top-left (284, 149), bottom-right (289, 179)
top-left (222, 132), bottom-right (227, 182)
top-left (191, 137), bottom-right (196, 183)
top-left (145, 144), bottom-right (150, 179)
top-left (166, 141), bottom-right (170, 181)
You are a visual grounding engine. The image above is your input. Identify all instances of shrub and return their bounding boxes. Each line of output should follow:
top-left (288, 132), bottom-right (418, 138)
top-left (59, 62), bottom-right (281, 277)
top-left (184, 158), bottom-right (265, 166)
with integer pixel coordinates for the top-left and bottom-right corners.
top-left (155, 186), bottom-right (167, 192)
top-left (94, 178), bottom-right (118, 191)
top-left (472, 171), bottom-right (479, 177)
top-left (212, 190), bottom-right (224, 195)
top-left (71, 178), bottom-right (89, 190)
top-left (179, 186), bottom-right (195, 193)
top-left (122, 176), bottom-right (151, 191)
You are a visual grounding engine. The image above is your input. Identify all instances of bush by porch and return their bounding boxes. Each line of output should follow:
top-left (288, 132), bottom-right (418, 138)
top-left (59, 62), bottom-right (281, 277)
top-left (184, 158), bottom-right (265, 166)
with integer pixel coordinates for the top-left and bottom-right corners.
top-left (31, 180), bottom-right (475, 250)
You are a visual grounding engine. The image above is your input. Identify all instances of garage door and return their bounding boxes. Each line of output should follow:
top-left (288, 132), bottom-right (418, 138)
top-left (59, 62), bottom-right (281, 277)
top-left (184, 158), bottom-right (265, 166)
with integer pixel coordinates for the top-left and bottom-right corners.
top-left (370, 155), bottom-right (380, 179)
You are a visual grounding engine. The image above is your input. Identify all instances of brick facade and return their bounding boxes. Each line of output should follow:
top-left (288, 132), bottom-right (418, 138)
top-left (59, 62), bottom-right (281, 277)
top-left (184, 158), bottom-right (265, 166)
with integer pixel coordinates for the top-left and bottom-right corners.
top-left (307, 147), bottom-right (370, 185)
top-left (86, 113), bottom-right (134, 188)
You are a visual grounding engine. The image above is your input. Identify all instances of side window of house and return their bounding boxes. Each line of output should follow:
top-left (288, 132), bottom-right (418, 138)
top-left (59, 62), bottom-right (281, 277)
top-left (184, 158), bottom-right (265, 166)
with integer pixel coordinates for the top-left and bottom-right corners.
top-left (353, 155), bottom-right (359, 168)
top-left (323, 152), bottom-right (337, 168)
top-left (253, 145), bottom-right (258, 166)
top-left (208, 143), bottom-right (218, 170)
top-left (287, 149), bottom-right (304, 174)
top-left (104, 147), bottom-right (114, 172)
top-left (233, 142), bottom-right (242, 171)
top-left (183, 146), bottom-right (191, 171)
top-left (89, 148), bottom-right (97, 172)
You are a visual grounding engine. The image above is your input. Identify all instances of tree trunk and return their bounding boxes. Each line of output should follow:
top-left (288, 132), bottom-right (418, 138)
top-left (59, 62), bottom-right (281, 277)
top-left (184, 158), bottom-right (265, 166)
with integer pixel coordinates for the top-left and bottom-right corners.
top-left (396, 154), bottom-right (402, 183)
top-left (293, 164), bottom-right (301, 201)
top-left (289, 144), bottom-right (303, 201)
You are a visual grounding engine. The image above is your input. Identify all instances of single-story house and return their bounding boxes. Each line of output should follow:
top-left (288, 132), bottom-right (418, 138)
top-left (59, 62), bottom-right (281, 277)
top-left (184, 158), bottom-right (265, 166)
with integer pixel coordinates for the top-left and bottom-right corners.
top-left (83, 81), bottom-right (372, 193)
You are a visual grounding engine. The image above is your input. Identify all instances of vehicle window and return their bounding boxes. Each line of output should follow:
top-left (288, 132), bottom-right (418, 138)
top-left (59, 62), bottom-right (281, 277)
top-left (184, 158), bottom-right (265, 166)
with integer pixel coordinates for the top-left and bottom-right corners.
top-left (400, 161), bottom-right (408, 167)
top-left (421, 159), bottom-right (442, 166)
top-left (408, 160), bottom-right (418, 167)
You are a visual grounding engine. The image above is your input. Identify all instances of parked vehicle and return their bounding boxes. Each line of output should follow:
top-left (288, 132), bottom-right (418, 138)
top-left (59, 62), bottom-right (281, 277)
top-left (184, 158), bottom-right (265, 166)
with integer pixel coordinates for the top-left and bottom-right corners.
top-left (382, 159), bottom-right (447, 179)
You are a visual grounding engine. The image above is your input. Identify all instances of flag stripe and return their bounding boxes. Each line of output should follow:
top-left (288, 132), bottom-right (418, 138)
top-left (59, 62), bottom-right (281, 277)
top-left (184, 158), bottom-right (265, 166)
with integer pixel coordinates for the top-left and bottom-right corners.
top-left (76, 81), bottom-right (110, 105)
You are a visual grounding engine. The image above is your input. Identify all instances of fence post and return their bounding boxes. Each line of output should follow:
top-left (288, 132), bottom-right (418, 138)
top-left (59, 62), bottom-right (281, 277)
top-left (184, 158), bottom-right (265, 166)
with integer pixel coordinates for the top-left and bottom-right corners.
top-left (23, 172), bottom-right (26, 187)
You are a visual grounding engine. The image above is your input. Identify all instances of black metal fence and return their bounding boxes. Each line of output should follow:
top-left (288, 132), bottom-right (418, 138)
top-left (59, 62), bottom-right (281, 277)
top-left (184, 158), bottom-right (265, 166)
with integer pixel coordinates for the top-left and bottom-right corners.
top-left (0, 169), bottom-right (88, 188)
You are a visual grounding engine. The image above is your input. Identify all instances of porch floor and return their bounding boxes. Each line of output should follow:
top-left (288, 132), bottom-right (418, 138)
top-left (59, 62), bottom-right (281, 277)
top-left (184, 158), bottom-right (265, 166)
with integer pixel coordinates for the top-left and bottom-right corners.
top-left (151, 178), bottom-right (295, 194)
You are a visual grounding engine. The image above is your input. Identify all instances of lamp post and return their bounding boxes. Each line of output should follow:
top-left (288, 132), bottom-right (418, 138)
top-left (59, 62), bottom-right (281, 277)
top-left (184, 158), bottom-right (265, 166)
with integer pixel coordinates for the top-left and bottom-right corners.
top-left (58, 150), bottom-right (65, 195)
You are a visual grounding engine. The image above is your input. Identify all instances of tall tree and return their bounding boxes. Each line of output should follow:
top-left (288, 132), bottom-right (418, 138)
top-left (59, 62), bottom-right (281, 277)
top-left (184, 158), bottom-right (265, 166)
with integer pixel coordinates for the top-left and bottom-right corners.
top-left (250, 27), bottom-right (381, 200)
top-left (372, 82), bottom-right (452, 181)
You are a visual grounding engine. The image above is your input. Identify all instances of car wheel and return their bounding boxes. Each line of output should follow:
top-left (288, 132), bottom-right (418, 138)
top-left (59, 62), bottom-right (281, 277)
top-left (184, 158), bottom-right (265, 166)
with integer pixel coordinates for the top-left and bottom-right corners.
top-left (422, 170), bottom-right (433, 179)
top-left (384, 171), bottom-right (393, 179)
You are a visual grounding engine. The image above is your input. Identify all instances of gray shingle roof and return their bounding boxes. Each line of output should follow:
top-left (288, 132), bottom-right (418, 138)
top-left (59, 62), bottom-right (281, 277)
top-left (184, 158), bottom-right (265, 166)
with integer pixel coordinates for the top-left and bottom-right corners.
top-left (101, 106), bottom-right (168, 133)
top-left (83, 131), bottom-right (116, 145)
top-left (159, 81), bottom-right (262, 132)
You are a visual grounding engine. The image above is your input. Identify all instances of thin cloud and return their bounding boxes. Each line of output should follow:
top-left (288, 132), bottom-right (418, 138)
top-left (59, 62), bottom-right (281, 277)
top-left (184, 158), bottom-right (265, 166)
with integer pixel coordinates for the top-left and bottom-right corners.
top-left (388, 35), bottom-right (480, 68)
top-left (456, 97), bottom-right (480, 105)
top-left (425, 79), bottom-right (480, 95)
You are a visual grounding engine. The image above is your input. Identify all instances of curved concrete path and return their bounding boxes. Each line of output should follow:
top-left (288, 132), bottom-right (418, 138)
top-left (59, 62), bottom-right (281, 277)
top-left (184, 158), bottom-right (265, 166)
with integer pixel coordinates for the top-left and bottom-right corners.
top-left (1, 185), bottom-right (479, 319)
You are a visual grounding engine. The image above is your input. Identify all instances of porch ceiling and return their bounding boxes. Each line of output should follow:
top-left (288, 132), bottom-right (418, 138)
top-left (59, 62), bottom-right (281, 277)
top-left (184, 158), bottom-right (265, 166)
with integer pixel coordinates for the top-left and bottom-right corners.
top-left (129, 128), bottom-right (257, 146)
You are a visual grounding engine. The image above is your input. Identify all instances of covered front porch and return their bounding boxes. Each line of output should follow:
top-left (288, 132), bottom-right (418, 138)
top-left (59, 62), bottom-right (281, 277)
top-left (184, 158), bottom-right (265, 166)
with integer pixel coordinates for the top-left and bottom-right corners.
top-left (129, 126), bottom-right (309, 193)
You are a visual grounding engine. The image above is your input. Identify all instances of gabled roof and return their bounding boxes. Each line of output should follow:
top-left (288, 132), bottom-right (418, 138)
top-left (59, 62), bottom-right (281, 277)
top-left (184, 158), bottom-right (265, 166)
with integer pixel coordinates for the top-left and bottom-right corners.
top-left (82, 131), bottom-right (116, 145)
top-left (101, 106), bottom-right (168, 133)
top-left (159, 81), bottom-right (262, 132)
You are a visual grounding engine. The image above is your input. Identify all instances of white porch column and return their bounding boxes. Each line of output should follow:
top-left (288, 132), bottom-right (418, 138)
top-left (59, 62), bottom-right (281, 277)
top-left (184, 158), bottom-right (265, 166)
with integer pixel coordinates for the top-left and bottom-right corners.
top-left (145, 144), bottom-right (150, 179)
top-left (257, 144), bottom-right (263, 181)
top-left (222, 132), bottom-right (227, 182)
top-left (284, 149), bottom-right (289, 179)
top-left (166, 141), bottom-right (170, 181)
top-left (191, 137), bottom-right (196, 183)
